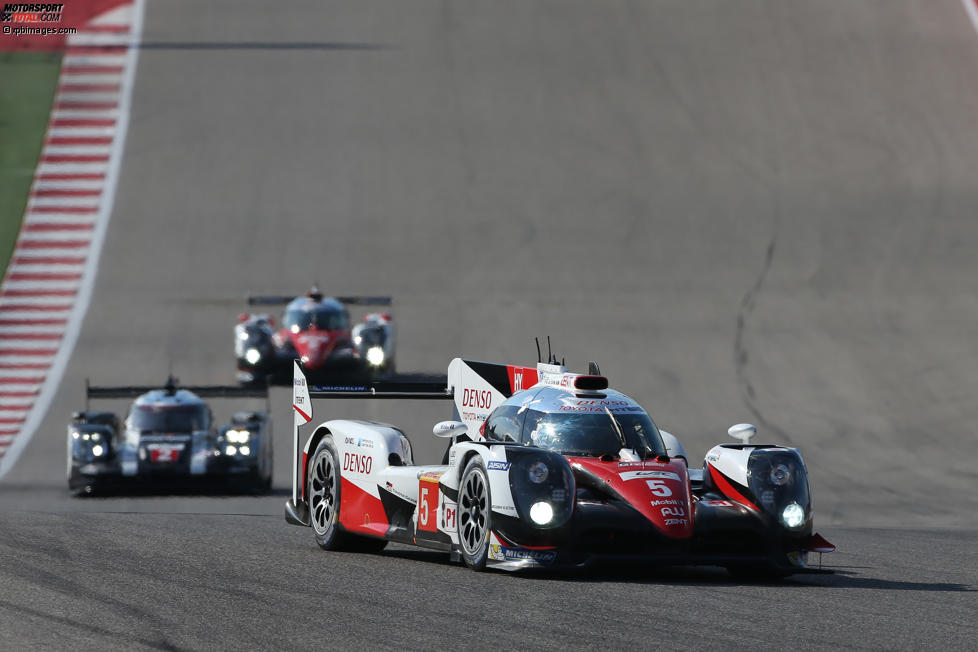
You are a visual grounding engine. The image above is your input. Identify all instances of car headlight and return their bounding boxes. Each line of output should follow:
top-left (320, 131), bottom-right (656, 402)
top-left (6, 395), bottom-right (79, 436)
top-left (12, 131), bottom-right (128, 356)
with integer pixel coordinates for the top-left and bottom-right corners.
top-left (529, 501), bottom-right (553, 525)
top-left (225, 445), bottom-right (237, 456)
top-left (366, 346), bottom-right (385, 366)
top-left (91, 444), bottom-right (104, 457)
top-left (226, 429), bottom-right (250, 444)
top-left (528, 461), bottom-right (549, 484)
top-left (770, 463), bottom-right (791, 486)
top-left (781, 502), bottom-right (805, 528)
top-left (239, 445), bottom-right (251, 456)
top-left (245, 348), bottom-right (261, 364)
top-left (354, 335), bottom-right (362, 346)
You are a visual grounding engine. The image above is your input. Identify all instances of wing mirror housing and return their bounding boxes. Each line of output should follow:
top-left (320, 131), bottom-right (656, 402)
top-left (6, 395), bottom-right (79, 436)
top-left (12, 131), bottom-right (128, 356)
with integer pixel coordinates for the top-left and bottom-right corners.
top-left (728, 423), bottom-right (757, 444)
top-left (433, 421), bottom-right (467, 438)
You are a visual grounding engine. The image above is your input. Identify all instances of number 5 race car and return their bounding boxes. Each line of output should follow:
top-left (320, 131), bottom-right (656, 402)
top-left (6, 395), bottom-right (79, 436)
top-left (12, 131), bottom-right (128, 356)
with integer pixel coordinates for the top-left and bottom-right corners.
top-left (284, 357), bottom-right (834, 576)
top-left (68, 377), bottom-right (273, 495)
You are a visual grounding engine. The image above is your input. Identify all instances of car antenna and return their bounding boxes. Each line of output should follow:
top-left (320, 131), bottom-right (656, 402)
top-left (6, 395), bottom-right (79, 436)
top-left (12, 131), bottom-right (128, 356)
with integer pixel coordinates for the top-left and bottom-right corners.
top-left (547, 336), bottom-right (553, 364)
top-left (535, 337), bottom-right (542, 363)
top-left (588, 361), bottom-right (601, 375)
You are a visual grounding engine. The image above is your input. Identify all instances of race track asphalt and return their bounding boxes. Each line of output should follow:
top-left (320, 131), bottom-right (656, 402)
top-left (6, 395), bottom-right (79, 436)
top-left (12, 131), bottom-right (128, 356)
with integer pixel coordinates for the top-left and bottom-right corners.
top-left (2, 0), bottom-right (978, 648)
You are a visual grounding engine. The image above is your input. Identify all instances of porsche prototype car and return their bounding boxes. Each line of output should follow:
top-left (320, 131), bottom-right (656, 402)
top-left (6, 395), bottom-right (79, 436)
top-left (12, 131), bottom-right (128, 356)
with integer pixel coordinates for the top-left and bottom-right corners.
top-left (68, 377), bottom-right (272, 495)
top-left (235, 287), bottom-right (394, 385)
top-left (284, 357), bottom-right (834, 576)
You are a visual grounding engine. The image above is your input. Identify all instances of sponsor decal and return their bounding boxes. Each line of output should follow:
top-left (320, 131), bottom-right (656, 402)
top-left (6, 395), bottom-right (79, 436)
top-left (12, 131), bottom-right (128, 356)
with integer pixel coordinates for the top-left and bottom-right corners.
top-left (418, 470), bottom-right (443, 483)
top-left (383, 481), bottom-right (415, 504)
top-left (461, 388), bottom-right (493, 410)
top-left (551, 488), bottom-right (567, 501)
top-left (342, 452), bottom-right (373, 475)
top-left (661, 506), bottom-right (686, 517)
top-left (448, 450), bottom-right (457, 466)
top-left (418, 483), bottom-right (439, 532)
top-left (619, 470), bottom-right (681, 482)
top-left (664, 518), bottom-right (688, 526)
top-left (706, 453), bottom-right (720, 462)
top-left (489, 544), bottom-right (556, 564)
top-left (357, 438), bottom-right (374, 449)
top-left (487, 460), bottom-right (510, 471)
top-left (650, 499), bottom-right (680, 507)
top-left (491, 504), bottom-right (517, 513)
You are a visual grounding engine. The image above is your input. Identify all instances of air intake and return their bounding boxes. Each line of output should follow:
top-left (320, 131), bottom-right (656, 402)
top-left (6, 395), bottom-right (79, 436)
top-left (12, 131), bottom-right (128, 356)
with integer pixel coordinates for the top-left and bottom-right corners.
top-left (574, 375), bottom-right (608, 391)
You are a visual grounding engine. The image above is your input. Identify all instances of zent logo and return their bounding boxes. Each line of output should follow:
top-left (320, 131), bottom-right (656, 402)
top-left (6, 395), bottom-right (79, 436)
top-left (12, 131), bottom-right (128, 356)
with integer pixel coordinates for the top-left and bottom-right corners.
top-left (343, 452), bottom-right (373, 475)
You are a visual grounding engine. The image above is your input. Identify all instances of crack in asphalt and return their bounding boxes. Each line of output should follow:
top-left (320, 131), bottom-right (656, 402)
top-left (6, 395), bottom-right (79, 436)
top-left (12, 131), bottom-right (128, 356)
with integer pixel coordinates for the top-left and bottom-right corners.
top-left (733, 218), bottom-right (794, 446)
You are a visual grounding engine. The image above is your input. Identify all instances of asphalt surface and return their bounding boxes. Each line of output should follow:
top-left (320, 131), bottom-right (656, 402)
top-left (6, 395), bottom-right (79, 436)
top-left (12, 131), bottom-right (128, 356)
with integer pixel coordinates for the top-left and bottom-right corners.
top-left (3, 0), bottom-right (978, 648)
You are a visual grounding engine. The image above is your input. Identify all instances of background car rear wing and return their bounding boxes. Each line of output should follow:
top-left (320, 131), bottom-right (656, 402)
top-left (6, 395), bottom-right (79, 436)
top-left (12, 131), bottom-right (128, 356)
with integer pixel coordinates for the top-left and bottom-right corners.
top-left (247, 295), bottom-right (393, 306)
top-left (85, 378), bottom-right (269, 410)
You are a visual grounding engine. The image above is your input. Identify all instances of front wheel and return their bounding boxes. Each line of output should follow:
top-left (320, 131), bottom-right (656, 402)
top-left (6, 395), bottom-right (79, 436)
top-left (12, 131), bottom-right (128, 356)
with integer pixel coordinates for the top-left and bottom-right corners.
top-left (308, 437), bottom-right (348, 550)
top-left (458, 458), bottom-right (492, 570)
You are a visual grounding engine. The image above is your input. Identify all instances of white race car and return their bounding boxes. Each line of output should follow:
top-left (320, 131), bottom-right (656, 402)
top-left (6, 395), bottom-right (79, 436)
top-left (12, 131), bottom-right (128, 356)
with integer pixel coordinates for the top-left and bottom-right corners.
top-left (284, 355), bottom-right (834, 575)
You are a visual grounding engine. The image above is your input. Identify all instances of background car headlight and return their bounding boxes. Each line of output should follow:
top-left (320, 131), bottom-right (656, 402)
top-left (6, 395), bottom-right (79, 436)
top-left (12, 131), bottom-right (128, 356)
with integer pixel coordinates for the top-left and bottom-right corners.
top-left (528, 461), bottom-right (549, 484)
top-left (239, 445), bottom-right (251, 456)
top-left (225, 445), bottom-right (237, 456)
top-left (245, 348), bottom-right (261, 364)
top-left (91, 444), bottom-right (104, 457)
top-left (366, 346), bottom-right (385, 366)
top-left (781, 502), bottom-right (805, 528)
top-left (529, 501), bottom-right (553, 525)
top-left (226, 429), bottom-right (250, 444)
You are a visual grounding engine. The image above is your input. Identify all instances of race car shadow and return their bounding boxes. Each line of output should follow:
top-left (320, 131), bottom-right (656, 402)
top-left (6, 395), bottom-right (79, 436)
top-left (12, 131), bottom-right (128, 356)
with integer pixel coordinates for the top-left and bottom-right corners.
top-left (375, 547), bottom-right (975, 592)
top-left (72, 483), bottom-right (290, 499)
top-left (514, 564), bottom-right (977, 592)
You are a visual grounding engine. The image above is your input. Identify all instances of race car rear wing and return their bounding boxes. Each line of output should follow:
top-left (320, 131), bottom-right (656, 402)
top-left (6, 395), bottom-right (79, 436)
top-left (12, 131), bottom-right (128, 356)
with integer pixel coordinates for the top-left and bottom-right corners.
top-left (247, 295), bottom-right (393, 306)
top-left (85, 378), bottom-right (269, 410)
top-left (290, 361), bottom-right (451, 505)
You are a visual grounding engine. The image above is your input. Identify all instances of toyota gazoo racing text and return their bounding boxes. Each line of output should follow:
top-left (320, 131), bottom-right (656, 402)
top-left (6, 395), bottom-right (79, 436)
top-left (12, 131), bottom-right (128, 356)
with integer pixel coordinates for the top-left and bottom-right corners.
top-left (234, 287), bottom-right (395, 386)
top-left (68, 377), bottom-right (273, 495)
top-left (284, 356), bottom-right (834, 576)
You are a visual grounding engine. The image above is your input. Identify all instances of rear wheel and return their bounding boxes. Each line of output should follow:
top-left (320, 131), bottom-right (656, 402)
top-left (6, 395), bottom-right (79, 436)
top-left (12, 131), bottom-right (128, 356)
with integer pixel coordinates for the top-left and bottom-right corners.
top-left (308, 437), bottom-right (348, 550)
top-left (458, 458), bottom-right (492, 570)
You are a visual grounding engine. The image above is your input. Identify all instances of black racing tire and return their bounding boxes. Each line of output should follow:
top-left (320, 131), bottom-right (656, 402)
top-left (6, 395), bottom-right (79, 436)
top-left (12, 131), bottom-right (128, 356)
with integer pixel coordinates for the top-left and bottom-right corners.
top-left (308, 437), bottom-right (350, 550)
top-left (458, 457), bottom-right (492, 571)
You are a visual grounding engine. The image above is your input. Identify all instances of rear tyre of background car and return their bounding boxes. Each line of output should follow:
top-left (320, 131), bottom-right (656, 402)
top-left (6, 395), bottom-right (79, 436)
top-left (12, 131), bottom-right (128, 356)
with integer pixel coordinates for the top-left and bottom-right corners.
top-left (458, 458), bottom-right (492, 570)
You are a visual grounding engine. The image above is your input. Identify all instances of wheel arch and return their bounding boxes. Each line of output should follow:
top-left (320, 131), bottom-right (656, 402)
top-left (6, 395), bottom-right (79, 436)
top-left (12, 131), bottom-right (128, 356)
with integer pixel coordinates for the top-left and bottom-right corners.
top-left (303, 425), bottom-right (334, 501)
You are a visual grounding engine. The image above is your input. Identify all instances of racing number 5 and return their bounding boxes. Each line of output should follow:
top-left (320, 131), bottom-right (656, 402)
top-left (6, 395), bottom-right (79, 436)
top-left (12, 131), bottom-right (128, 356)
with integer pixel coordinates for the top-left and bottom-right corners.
top-left (648, 479), bottom-right (672, 497)
top-left (420, 487), bottom-right (430, 527)
top-left (418, 482), bottom-right (439, 532)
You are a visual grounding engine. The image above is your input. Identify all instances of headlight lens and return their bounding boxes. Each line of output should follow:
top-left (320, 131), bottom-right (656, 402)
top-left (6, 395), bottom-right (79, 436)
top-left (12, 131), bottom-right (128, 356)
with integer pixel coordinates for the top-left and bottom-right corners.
top-left (245, 348), bottom-right (261, 364)
top-left (91, 444), bottom-right (104, 457)
top-left (366, 346), bottom-right (385, 366)
top-left (239, 445), bottom-right (251, 456)
top-left (225, 445), bottom-right (237, 456)
top-left (782, 502), bottom-right (805, 528)
top-left (226, 429), bottom-right (250, 444)
top-left (529, 501), bottom-right (553, 525)
top-left (770, 463), bottom-right (791, 486)
top-left (528, 461), bottom-right (549, 484)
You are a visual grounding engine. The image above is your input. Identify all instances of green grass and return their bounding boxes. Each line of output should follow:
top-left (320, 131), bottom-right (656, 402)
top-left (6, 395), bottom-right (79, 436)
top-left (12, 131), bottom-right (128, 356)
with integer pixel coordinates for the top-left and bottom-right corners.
top-left (0, 51), bottom-right (63, 277)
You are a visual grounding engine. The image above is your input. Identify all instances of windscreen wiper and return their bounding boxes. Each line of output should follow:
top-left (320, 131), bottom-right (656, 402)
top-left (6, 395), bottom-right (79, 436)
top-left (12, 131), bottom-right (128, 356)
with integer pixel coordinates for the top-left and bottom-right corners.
top-left (603, 407), bottom-right (628, 451)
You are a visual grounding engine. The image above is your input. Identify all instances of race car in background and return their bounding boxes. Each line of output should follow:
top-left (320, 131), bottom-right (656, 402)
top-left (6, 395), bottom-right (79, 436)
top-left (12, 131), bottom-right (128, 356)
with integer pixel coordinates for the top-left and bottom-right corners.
top-left (235, 287), bottom-right (394, 385)
top-left (284, 355), bottom-right (835, 576)
top-left (68, 377), bottom-right (272, 495)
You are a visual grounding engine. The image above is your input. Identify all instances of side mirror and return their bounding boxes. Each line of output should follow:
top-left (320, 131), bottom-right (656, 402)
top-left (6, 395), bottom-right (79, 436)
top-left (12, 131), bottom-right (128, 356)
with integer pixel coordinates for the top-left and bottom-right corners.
top-left (728, 423), bottom-right (757, 444)
top-left (433, 421), bottom-right (467, 438)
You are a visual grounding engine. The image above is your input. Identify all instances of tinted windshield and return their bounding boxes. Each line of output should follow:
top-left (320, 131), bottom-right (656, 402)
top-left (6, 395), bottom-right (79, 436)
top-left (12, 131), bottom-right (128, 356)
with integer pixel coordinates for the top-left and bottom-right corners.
top-left (285, 307), bottom-right (348, 331)
top-left (522, 409), bottom-right (666, 458)
top-left (131, 404), bottom-right (208, 432)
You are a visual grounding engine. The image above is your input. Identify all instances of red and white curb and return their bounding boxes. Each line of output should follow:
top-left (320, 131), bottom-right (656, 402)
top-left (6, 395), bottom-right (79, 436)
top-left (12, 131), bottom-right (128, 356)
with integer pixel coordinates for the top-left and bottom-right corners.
top-left (0, 0), bottom-right (145, 476)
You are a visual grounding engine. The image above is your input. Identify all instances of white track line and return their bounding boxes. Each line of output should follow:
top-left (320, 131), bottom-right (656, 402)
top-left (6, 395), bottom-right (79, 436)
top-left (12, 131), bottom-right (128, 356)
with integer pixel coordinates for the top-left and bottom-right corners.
top-left (0, 0), bottom-right (146, 477)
